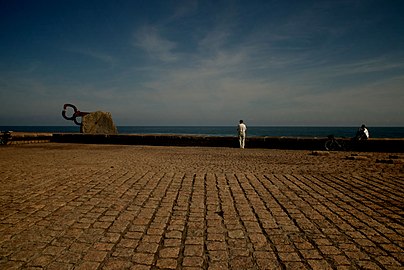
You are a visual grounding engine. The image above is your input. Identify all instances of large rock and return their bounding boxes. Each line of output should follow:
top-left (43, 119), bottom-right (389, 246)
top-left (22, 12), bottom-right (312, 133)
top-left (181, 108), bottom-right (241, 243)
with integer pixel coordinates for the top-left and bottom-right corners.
top-left (81, 111), bottom-right (118, 134)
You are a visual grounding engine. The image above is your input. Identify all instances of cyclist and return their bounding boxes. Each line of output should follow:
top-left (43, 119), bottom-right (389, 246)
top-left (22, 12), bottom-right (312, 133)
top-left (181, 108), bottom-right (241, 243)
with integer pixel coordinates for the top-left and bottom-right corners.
top-left (354, 124), bottom-right (369, 141)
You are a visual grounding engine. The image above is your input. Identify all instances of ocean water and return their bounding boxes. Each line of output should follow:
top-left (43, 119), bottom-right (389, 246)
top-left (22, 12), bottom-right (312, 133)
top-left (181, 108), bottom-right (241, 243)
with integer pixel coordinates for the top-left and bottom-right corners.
top-left (1, 126), bottom-right (404, 138)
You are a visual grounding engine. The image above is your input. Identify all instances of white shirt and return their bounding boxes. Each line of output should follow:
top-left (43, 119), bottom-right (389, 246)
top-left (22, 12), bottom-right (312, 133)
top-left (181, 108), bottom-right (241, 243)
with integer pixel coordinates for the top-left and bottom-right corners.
top-left (364, 128), bottom-right (369, 138)
top-left (238, 123), bottom-right (247, 136)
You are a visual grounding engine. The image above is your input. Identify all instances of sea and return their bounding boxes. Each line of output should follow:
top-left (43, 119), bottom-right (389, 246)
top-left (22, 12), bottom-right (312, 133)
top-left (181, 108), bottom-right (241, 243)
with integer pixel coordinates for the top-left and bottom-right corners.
top-left (1, 126), bottom-right (404, 138)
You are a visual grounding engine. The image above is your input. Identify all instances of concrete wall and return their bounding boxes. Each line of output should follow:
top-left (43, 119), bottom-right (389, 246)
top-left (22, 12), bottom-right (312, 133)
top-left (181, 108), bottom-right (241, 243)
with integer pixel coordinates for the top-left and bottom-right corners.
top-left (50, 133), bottom-right (404, 152)
top-left (4, 132), bottom-right (403, 152)
top-left (5, 133), bottom-right (52, 145)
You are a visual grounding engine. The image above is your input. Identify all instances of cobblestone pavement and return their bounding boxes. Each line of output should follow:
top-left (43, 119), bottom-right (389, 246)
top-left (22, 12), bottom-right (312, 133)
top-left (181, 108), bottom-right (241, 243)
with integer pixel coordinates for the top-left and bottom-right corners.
top-left (0, 143), bottom-right (403, 270)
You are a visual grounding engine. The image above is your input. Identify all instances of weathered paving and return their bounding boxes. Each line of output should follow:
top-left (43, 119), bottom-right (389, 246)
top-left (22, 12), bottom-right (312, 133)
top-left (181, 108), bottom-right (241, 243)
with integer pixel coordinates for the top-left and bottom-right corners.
top-left (0, 143), bottom-right (403, 269)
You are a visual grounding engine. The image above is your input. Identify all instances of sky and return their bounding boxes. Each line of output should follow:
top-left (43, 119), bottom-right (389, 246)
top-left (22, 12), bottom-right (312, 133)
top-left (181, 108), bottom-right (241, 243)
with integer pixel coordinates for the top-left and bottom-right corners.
top-left (1, 0), bottom-right (404, 127)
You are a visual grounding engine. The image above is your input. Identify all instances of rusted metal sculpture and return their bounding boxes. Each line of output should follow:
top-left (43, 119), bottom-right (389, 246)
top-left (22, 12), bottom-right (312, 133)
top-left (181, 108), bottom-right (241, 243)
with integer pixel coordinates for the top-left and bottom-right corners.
top-left (62, 104), bottom-right (118, 134)
top-left (62, 104), bottom-right (90, 126)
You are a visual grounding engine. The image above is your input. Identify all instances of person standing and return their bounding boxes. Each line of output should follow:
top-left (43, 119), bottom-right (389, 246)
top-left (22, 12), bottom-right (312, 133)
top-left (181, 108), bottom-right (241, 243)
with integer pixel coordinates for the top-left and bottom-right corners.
top-left (237, 120), bottom-right (247, 148)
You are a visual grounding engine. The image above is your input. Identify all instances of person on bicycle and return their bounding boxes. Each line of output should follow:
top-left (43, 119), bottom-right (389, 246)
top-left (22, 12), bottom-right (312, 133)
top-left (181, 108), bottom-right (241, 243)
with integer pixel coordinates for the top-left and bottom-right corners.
top-left (354, 124), bottom-right (369, 140)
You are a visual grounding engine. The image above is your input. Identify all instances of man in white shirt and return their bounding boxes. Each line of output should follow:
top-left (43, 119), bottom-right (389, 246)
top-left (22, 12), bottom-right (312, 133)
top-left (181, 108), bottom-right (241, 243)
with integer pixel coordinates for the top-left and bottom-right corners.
top-left (237, 120), bottom-right (247, 148)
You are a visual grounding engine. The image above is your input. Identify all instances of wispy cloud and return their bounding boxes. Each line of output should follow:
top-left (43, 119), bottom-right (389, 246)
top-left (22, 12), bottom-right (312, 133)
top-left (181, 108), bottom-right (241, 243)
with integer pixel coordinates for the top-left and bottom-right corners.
top-left (169, 0), bottom-right (198, 20)
top-left (65, 47), bottom-right (116, 66)
top-left (324, 57), bottom-right (404, 77)
top-left (134, 25), bottom-right (178, 62)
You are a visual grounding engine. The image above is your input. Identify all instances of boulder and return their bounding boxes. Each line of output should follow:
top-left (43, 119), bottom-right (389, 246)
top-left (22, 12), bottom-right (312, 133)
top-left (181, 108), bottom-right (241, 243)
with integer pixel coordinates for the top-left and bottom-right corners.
top-left (81, 111), bottom-right (118, 134)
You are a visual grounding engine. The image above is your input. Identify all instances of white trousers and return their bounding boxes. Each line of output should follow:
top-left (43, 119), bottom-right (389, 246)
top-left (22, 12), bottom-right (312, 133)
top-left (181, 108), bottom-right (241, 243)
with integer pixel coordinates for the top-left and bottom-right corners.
top-left (239, 134), bottom-right (245, 148)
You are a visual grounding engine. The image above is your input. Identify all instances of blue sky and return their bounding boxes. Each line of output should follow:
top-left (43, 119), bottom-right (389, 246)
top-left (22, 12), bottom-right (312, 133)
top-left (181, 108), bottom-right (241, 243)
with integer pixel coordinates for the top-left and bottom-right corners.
top-left (1, 0), bottom-right (403, 126)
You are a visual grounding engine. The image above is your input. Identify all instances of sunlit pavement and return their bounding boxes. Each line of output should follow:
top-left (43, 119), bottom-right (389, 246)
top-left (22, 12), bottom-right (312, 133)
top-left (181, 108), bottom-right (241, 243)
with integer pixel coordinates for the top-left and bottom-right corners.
top-left (0, 144), bottom-right (403, 269)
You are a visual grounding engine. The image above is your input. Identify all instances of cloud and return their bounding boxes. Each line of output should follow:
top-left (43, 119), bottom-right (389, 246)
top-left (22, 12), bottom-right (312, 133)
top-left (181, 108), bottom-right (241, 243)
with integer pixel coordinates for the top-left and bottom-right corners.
top-left (134, 25), bottom-right (178, 62)
top-left (65, 47), bottom-right (116, 66)
top-left (323, 57), bottom-right (404, 77)
top-left (170, 0), bottom-right (198, 20)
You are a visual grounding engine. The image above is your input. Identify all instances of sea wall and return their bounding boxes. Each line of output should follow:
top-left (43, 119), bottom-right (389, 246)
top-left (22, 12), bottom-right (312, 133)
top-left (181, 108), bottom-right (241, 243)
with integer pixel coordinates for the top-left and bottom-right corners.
top-left (6, 132), bottom-right (53, 145)
top-left (50, 133), bottom-right (404, 152)
top-left (4, 132), bottom-right (404, 152)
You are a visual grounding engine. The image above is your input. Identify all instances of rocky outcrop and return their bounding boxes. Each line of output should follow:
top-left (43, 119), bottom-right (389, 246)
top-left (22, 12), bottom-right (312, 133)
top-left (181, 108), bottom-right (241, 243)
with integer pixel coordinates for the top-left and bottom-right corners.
top-left (81, 111), bottom-right (118, 134)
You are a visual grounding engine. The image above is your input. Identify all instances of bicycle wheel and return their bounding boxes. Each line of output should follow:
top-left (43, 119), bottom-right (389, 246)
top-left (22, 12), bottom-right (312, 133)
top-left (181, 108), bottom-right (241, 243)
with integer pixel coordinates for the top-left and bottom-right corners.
top-left (325, 140), bottom-right (336, 151)
top-left (338, 141), bottom-right (346, 151)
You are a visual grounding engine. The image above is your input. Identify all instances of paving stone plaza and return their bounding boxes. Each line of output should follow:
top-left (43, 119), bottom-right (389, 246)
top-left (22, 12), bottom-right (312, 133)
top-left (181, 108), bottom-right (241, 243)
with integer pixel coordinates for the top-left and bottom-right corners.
top-left (0, 143), bottom-right (403, 269)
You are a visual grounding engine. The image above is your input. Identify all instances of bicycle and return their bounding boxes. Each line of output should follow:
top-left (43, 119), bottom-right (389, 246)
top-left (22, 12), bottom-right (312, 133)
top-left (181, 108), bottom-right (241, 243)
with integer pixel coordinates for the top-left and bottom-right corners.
top-left (324, 135), bottom-right (345, 151)
top-left (0, 131), bottom-right (12, 145)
